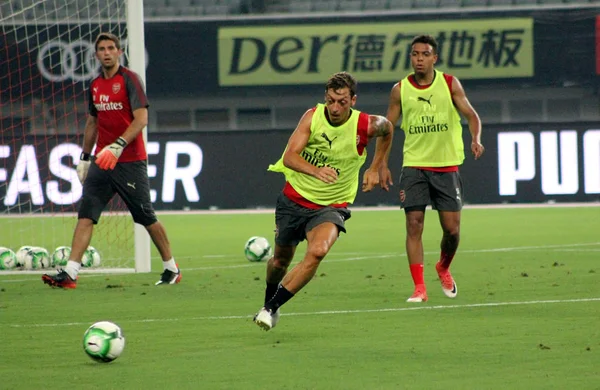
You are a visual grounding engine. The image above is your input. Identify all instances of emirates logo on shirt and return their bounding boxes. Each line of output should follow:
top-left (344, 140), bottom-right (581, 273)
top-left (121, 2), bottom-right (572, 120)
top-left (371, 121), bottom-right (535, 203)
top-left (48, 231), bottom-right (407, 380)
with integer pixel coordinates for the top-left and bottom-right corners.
top-left (95, 94), bottom-right (123, 111)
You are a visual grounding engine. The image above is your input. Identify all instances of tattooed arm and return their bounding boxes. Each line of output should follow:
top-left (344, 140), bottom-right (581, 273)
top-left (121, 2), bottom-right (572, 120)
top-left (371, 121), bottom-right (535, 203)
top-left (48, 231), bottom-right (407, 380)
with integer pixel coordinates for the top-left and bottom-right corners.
top-left (362, 114), bottom-right (394, 192)
top-left (367, 114), bottom-right (393, 139)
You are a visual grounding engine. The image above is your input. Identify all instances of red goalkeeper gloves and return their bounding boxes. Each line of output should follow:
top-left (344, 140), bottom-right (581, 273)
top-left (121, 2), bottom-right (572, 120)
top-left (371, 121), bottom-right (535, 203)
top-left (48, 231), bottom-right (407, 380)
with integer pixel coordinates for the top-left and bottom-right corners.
top-left (95, 137), bottom-right (127, 170)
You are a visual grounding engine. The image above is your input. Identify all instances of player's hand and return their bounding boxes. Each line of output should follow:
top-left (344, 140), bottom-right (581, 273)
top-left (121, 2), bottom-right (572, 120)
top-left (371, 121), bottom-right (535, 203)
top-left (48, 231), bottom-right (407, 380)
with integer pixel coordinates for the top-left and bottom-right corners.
top-left (362, 166), bottom-right (393, 192)
top-left (377, 165), bottom-right (393, 192)
top-left (471, 141), bottom-right (485, 160)
top-left (76, 152), bottom-right (91, 184)
top-left (95, 137), bottom-right (127, 170)
top-left (362, 167), bottom-right (378, 192)
top-left (314, 166), bottom-right (338, 184)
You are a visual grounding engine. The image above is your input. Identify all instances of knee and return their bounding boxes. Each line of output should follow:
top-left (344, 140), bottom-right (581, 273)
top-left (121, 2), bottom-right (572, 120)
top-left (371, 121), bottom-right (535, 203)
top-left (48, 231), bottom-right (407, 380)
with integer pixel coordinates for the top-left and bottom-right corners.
top-left (77, 218), bottom-right (95, 228)
top-left (272, 256), bottom-right (291, 270)
top-left (307, 242), bottom-right (330, 261)
top-left (444, 226), bottom-right (460, 239)
top-left (144, 221), bottom-right (158, 231)
top-left (272, 246), bottom-right (294, 269)
top-left (406, 217), bottom-right (425, 237)
top-left (81, 217), bottom-right (94, 225)
top-left (443, 224), bottom-right (460, 237)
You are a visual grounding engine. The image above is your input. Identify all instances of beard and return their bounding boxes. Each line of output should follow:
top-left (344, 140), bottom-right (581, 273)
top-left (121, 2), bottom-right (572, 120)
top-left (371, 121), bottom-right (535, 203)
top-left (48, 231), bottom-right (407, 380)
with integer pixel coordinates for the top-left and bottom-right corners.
top-left (101, 59), bottom-right (118, 70)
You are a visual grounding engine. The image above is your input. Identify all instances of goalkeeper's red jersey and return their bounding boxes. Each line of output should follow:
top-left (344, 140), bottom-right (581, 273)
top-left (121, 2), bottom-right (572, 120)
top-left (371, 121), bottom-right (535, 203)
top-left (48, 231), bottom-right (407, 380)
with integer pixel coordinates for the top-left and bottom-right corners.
top-left (88, 66), bottom-right (149, 162)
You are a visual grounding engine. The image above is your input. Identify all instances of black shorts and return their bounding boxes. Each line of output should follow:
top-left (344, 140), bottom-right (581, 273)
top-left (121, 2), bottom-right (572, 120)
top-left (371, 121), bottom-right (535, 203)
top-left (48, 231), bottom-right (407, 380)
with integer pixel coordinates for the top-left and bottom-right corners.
top-left (78, 160), bottom-right (157, 226)
top-left (274, 192), bottom-right (351, 247)
top-left (398, 167), bottom-right (463, 211)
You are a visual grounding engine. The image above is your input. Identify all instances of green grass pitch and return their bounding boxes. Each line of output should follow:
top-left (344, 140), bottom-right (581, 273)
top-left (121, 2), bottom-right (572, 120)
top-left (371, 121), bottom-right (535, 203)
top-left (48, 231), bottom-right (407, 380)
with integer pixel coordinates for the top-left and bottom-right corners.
top-left (1, 206), bottom-right (599, 389)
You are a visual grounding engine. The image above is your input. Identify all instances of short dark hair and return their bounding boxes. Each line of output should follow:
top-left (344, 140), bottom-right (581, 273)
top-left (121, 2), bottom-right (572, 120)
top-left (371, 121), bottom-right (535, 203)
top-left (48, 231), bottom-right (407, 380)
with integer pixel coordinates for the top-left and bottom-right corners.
top-left (94, 32), bottom-right (121, 51)
top-left (411, 34), bottom-right (438, 54)
top-left (325, 71), bottom-right (357, 97)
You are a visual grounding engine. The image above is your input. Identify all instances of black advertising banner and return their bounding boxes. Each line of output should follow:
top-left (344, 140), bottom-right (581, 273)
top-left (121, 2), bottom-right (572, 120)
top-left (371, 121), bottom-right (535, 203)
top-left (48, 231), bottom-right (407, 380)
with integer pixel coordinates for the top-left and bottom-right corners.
top-left (1, 9), bottom-right (598, 99)
top-left (1, 123), bottom-right (598, 213)
top-left (596, 15), bottom-right (600, 75)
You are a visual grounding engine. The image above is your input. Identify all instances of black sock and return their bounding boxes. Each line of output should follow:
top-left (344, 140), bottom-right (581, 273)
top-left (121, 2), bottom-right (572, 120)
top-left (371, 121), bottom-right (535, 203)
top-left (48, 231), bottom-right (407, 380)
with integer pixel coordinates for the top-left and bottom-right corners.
top-left (264, 285), bottom-right (294, 313)
top-left (265, 282), bottom-right (278, 305)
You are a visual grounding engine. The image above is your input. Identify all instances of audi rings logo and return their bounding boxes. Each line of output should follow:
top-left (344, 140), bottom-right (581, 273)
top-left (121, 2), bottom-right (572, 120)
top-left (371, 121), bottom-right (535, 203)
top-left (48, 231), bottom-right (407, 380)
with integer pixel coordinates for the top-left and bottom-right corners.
top-left (37, 39), bottom-right (98, 82)
top-left (36, 38), bottom-right (140, 83)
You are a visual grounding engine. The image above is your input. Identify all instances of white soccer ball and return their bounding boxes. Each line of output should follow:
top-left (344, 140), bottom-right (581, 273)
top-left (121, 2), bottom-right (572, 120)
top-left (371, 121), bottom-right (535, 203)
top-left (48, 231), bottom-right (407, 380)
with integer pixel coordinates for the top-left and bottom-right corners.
top-left (82, 246), bottom-right (101, 268)
top-left (52, 246), bottom-right (71, 268)
top-left (0, 247), bottom-right (18, 270)
top-left (18, 247), bottom-right (51, 269)
top-left (244, 236), bottom-right (272, 262)
top-left (83, 321), bottom-right (125, 363)
top-left (15, 245), bottom-right (33, 267)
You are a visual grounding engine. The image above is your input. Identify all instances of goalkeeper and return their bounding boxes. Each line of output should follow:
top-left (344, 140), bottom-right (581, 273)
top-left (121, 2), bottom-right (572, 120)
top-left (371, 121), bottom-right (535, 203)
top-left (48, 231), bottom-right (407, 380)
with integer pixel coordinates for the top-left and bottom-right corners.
top-left (42, 33), bottom-right (180, 289)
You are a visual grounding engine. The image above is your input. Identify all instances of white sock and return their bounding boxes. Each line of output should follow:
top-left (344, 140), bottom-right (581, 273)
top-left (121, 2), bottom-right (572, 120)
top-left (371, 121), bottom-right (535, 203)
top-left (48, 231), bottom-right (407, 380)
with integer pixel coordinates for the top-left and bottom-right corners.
top-left (163, 258), bottom-right (177, 273)
top-left (65, 260), bottom-right (81, 280)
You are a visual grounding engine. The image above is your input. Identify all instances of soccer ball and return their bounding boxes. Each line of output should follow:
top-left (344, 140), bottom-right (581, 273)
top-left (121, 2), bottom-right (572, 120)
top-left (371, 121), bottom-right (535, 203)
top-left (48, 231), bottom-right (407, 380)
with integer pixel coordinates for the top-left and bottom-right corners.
top-left (83, 321), bottom-right (125, 363)
top-left (0, 247), bottom-right (18, 270)
top-left (82, 246), bottom-right (101, 268)
top-left (18, 247), bottom-right (51, 269)
top-left (51, 246), bottom-right (71, 268)
top-left (15, 245), bottom-right (33, 267)
top-left (244, 236), bottom-right (272, 262)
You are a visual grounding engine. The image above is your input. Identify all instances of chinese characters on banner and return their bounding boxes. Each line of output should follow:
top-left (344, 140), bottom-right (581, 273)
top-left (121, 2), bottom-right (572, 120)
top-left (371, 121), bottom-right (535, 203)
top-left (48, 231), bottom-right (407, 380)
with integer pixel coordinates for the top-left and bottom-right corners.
top-left (344, 29), bottom-right (525, 71)
top-left (218, 18), bottom-right (534, 86)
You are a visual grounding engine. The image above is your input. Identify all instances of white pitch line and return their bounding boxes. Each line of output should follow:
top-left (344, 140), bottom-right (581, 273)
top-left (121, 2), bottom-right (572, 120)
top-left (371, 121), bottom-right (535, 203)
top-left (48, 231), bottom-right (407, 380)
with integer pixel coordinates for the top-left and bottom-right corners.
top-left (184, 242), bottom-right (600, 269)
top-left (166, 241), bottom-right (600, 270)
top-left (1, 201), bottom-right (598, 219)
top-left (317, 242), bottom-right (600, 265)
top-left (9, 297), bottom-right (600, 328)
top-left (197, 242), bottom-right (600, 261)
top-left (459, 242), bottom-right (600, 253)
top-left (550, 249), bottom-right (600, 252)
top-left (1, 242), bottom-right (599, 281)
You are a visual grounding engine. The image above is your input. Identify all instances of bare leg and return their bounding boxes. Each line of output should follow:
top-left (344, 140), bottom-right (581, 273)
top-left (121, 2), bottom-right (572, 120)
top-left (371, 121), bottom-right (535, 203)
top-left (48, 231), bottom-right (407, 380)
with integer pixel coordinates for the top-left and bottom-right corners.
top-left (405, 210), bottom-right (425, 266)
top-left (405, 209), bottom-right (428, 300)
top-left (281, 222), bottom-right (339, 294)
top-left (256, 222), bottom-right (339, 329)
top-left (70, 218), bottom-right (94, 263)
top-left (263, 244), bottom-right (295, 304)
top-left (266, 245), bottom-right (295, 284)
top-left (42, 218), bottom-right (94, 286)
top-left (145, 221), bottom-right (172, 261)
top-left (437, 211), bottom-right (461, 268)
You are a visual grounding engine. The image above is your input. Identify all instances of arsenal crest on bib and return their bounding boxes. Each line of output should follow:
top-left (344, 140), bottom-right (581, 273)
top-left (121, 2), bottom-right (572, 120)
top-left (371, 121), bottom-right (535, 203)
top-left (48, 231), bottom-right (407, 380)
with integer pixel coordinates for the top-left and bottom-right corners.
top-left (112, 83), bottom-right (121, 94)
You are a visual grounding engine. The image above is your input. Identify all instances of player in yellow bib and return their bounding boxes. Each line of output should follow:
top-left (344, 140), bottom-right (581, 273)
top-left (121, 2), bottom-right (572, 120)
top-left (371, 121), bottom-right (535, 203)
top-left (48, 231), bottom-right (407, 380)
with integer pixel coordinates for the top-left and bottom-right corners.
top-left (368, 35), bottom-right (484, 303)
top-left (253, 72), bottom-right (394, 331)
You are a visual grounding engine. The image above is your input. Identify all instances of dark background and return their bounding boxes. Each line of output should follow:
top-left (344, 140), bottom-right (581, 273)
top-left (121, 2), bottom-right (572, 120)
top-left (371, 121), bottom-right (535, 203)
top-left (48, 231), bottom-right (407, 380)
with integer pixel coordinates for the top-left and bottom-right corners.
top-left (1, 9), bottom-right (598, 100)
